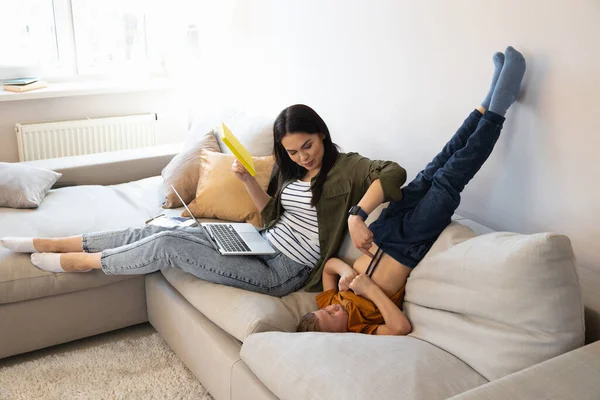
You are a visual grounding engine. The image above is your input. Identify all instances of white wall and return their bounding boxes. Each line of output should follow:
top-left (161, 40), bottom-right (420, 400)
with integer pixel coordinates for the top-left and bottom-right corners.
top-left (0, 89), bottom-right (188, 163)
top-left (194, 0), bottom-right (600, 272)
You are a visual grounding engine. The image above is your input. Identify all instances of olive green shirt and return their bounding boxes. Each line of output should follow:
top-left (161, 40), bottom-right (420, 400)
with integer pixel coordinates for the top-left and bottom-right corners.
top-left (261, 152), bottom-right (406, 292)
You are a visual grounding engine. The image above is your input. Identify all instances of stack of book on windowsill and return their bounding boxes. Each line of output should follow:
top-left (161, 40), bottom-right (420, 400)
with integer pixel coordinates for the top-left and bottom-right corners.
top-left (2, 77), bottom-right (48, 93)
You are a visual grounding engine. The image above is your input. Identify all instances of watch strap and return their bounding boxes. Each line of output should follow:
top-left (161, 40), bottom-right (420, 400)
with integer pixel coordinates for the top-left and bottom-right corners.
top-left (349, 205), bottom-right (368, 221)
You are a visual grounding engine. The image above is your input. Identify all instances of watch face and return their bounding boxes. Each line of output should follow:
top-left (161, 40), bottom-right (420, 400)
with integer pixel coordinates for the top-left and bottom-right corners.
top-left (349, 206), bottom-right (358, 214)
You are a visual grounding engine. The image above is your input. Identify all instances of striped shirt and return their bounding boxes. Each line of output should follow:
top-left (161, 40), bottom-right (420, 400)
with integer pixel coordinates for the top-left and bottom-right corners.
top-left (264, 180), bottom-right (320, 267)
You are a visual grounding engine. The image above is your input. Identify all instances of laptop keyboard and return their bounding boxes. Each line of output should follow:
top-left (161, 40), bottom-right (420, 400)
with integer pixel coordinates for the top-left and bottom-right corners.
top-left (210, 224), bottom-right (251, 252)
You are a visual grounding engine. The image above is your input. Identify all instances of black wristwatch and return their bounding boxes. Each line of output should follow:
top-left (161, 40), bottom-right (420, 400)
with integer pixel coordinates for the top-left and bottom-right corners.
top-left (348, 205), bottom-right (368, 221)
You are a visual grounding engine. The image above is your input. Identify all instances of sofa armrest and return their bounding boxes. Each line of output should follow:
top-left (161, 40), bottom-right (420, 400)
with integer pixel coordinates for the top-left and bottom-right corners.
top-left (449, 341), bottom-right (600, 400)
top-left (23, 143), bottom-right (182, 187)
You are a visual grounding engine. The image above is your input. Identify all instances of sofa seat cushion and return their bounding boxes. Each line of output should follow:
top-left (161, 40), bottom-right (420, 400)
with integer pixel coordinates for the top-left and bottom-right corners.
top-left (0, 176), bottom-right (165, 304)
top-left (241, 332), bottom-right (488, 400)
top-left (405, 228), bottom-right (585, 381)
top-left (161, 267), bottom-right (318, 342)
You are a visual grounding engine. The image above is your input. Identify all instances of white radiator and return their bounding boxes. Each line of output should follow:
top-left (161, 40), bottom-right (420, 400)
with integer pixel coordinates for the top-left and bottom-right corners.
top-left (15, 114), bottom-right (158, 162)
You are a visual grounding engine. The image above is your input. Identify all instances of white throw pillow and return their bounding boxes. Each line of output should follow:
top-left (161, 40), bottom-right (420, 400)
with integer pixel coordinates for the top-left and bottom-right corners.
top-left (405, 228), bottom-right (585, 381)
top-left (0, 162), bottom-right (62, 208)
top-left (190, 108), bottom-right (274, 156)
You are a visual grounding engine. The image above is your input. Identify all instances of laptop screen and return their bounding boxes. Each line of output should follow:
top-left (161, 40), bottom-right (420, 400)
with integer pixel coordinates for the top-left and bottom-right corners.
top-left (169, 184), bottom-right (201, 226)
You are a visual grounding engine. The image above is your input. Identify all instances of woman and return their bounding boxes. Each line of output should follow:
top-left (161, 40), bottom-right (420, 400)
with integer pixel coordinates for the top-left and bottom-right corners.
top-left (298, 46), bottom-right (526, 334)
top-left (1, 105), bottom-right (406, 297)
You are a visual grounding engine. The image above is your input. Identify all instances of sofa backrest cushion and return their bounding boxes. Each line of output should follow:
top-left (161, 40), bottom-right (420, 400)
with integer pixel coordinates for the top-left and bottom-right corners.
top-left (404, 225), bottom-right (585, 381)
top-left (161, 267), bottom-right (318, 342)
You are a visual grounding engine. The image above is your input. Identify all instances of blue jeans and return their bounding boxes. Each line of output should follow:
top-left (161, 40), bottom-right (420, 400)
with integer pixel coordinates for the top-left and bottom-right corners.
top-left (369, 109), bottom-right (505, 268)
top-left (81, 225), bottom-right (312, 297)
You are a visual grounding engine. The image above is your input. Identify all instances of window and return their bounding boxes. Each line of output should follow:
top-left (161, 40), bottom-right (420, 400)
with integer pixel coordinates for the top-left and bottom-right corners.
top-left (0, 0), bottom-right (207, 80)
top-left (0, 0), bottom-right (59, 69)
top-left (71, 0), bottom-right (151, 76)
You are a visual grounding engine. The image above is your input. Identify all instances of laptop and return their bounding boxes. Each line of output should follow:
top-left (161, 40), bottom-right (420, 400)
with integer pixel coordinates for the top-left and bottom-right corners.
top-left (170, 185), bottom-right (276, 256)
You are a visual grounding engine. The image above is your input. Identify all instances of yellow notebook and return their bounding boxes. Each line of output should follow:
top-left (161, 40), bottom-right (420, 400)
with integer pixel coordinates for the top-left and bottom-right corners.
top-left (219, 122), bottom-right (256, 176)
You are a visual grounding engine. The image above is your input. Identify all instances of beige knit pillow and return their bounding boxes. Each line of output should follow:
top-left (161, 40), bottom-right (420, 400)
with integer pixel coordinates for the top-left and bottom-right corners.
top-left (161, 131), bottom-right (221, 208)
top-left (182, 150), bottom-right (275, 227)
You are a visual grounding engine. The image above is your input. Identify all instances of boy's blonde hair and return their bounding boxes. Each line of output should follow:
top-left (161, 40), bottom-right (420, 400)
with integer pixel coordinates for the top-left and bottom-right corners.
top-left (297, 312), bottom-right (320, 332)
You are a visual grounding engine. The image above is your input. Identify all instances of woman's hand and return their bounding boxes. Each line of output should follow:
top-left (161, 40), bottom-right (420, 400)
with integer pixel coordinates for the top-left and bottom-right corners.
top-left (338, 269), bottom-right (358, 292)
top-left (232, 159), bottom-right (254, 183)
top-left (348, 274), bottom-right (376, 300)
top-left (348, 215), bottom-right (374, 258)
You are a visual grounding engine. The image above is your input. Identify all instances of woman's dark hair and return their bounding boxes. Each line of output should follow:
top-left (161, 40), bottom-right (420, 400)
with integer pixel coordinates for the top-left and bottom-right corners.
top-left (272, 104), bottom-right (340, 207)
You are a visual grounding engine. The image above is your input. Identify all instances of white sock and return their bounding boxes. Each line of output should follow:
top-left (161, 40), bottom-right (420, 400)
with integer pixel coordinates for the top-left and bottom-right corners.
top-left (1, 237), bottom-right (39, 253)
top-left (30, 253), bottom-right (93, 273)
top-left (31, 253), bottom-right (64, 272)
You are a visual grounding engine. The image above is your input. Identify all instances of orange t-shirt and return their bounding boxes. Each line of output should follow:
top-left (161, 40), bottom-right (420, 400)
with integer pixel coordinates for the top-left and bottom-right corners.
top-left (315, 287), bottom-right (405, 335)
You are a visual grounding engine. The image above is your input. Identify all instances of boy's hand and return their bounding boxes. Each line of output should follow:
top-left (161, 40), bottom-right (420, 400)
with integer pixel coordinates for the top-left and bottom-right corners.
top-left (232, 159), bottom-right (253, 183)
top-left (338, 270), bottom-right (358, 292)
top-left (349, 274), bottom-right (376, 300)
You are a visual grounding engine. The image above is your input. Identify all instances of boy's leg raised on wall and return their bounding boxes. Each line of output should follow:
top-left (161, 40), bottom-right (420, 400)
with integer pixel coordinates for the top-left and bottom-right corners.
top-left (387, 109), bottom-right (482, 214)
top-left (403, 111), bottom-right (506, 240)
top-left (402, 46), bottom-right (525, 237)
top-left (396, 50), bottom-right (506, 211)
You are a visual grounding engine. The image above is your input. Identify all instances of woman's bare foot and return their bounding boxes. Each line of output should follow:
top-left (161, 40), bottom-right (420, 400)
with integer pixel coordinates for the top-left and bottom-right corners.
top-left (60, 253), bottom-right (102, 271)
top-left (33, 237), bottom-right (84, 253)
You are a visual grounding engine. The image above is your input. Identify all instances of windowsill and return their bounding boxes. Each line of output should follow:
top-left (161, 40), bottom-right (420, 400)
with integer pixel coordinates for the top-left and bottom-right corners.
top-left (0, 78), bottom-right (174, 102)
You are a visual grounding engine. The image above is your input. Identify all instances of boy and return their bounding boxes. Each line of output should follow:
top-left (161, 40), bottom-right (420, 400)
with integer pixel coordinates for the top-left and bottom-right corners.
top-left (298, 46), bottom-right (526, 335)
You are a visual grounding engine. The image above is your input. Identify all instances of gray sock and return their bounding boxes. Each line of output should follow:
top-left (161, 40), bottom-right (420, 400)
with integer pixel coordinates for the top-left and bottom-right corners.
top-left (489, 46), bottom-right (526, 116)
top-left (481, 52), bottom-right (505, 110)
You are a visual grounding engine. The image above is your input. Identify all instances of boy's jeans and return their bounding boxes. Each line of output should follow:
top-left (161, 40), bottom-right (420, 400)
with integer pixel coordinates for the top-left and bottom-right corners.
top-left (82, 225), bottom-right (311, 297)
top-left (369, 109), bottom-right (506, 268)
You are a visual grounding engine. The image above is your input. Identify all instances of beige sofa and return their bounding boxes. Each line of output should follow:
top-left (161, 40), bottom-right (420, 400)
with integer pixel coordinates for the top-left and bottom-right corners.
top-left (1, 147), bottom-right (600, 400)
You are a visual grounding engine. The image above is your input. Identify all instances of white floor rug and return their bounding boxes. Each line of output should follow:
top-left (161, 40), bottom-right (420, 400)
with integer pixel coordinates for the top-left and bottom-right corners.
top-left (0, 324), bottom-right (213, 400)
